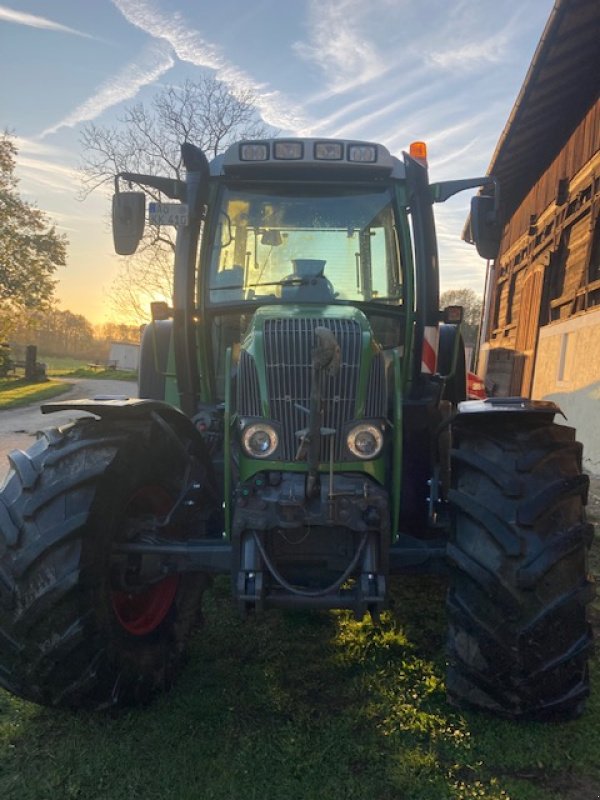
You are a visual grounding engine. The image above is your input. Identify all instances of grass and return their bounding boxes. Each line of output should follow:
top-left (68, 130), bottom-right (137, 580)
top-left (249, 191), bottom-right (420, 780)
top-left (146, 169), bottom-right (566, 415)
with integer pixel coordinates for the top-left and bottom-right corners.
top-left (42, 356), bottom-right (136, 381)
top-left (59, 367), bottom-right (135, 380)
top-left (0, 378), bottom-right (71, 409)
top-left (1, 499), bottom-right (599, 800)
top-left (42, 355), bottom-right (88, 375)
top-left (0, 361), bottom-right (135, 409)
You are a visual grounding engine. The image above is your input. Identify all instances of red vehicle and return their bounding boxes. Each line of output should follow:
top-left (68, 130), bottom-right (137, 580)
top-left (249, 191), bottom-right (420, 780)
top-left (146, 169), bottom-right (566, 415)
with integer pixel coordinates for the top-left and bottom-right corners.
top-left (467, 371), bottom-right (487, 400)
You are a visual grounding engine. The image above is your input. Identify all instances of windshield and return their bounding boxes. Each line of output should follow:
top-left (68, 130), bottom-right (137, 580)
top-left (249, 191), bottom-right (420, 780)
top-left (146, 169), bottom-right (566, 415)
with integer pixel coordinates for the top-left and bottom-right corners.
top-left (207, 185), bottom-right (403, 305)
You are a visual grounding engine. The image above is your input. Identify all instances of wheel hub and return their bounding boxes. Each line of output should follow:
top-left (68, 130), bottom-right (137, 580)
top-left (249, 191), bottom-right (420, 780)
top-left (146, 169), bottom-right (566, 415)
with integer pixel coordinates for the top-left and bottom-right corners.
top-left (111, 485), bottom-right (179, 636)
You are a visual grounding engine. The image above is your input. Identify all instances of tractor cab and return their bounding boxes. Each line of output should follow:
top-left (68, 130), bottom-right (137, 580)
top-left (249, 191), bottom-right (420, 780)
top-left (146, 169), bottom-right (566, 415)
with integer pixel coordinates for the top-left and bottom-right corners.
top-left (203, 150), bottom-right (411, 404)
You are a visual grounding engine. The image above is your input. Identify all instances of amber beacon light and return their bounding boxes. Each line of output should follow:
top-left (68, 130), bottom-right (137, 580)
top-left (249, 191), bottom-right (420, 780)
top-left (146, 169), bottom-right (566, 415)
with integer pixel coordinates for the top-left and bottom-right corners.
top-left (409, 141), bottom-right (428, 162)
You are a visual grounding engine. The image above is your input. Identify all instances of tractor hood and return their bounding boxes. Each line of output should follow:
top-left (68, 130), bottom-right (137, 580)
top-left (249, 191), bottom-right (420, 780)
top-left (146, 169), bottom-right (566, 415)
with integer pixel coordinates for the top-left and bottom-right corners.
top-left (234, 304), bottom-right (387, 480)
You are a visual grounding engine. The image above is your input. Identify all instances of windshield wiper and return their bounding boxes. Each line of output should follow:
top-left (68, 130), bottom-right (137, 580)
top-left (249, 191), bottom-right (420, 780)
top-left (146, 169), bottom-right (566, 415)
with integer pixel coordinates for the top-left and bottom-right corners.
top-left (210, 278), bottom-right (310, 291)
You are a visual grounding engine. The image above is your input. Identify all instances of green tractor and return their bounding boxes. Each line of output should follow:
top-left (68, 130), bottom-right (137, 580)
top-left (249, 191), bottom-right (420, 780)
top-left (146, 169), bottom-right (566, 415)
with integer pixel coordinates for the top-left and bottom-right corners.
top-left (0, 138), bottom-right (593, 718)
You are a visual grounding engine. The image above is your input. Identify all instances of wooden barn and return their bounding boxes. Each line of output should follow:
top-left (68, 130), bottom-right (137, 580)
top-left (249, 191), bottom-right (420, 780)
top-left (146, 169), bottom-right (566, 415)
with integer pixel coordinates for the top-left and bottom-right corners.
top-left (476, 0), bottom-right (600, 471)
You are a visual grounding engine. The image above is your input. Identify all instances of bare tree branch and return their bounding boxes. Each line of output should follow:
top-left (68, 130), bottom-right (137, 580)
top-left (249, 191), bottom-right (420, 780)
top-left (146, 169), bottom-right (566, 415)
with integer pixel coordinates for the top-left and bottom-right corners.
top-left (79, 76), bottom-right (270, 322)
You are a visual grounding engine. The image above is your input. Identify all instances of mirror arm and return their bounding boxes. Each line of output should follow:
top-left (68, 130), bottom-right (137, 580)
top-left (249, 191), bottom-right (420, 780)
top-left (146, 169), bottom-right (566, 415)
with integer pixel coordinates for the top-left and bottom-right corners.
top-left (431, 176), bottom-right (499, 211)
top-left (114, 172), bottom-right (186, 202)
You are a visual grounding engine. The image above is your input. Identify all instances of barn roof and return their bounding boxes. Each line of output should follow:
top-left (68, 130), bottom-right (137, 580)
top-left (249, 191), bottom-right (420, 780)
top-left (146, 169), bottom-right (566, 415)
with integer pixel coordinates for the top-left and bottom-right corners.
top-left (475, 0), bottom-right (599, 223)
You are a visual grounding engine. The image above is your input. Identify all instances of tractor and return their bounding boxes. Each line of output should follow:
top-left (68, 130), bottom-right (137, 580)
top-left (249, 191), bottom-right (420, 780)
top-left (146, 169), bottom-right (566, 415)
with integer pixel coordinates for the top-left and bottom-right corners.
top-left (0, 138), bottom-right (593, 718)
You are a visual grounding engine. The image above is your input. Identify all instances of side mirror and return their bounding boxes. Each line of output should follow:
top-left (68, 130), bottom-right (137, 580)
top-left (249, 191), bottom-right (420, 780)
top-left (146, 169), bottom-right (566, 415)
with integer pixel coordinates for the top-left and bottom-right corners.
top-left (112, 192), bottom-right (145, 255)
top-left (470, 195), bottom-right (501, 260)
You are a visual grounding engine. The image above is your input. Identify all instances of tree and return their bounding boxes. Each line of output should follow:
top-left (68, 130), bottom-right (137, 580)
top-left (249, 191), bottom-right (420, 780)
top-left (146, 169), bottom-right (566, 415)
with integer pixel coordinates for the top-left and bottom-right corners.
top-left (9, 308), bottom-right (141, 362)
top-left (108, 244), bottom-right (174, 324)
top-left (10, 306), bottom-right (96, 359)
top-left (440, 288), bottom-right (483, 349)
top-left (80, 77), bottom-right (269, 323)
top-left (0, 133), bottom-right (67, 339)
top-left (97, 322), bottom-right (141, 345)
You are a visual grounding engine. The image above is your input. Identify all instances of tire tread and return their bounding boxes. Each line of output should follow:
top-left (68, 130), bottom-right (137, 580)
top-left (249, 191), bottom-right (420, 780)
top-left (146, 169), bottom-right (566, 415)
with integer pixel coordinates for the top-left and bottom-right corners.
top-left (447, 417), bottom-right (594, 720)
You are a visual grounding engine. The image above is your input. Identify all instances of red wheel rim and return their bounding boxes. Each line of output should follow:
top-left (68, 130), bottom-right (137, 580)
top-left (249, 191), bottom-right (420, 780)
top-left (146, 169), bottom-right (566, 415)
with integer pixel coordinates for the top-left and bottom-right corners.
top-left (111, 486), bottom-right (179, 636)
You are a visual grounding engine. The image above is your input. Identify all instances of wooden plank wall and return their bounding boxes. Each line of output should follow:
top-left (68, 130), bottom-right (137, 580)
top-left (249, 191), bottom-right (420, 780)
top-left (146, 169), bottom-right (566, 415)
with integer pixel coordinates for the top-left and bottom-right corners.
top-left (485, 99), bottom-right (600, 396)
top-left (501, 98), bottom-right (600, 251)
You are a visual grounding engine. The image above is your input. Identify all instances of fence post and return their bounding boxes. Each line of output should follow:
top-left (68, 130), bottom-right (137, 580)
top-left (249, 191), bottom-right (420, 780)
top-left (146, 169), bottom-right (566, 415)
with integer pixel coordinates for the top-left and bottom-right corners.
top-left (25, 345), bottom-right (37, 381)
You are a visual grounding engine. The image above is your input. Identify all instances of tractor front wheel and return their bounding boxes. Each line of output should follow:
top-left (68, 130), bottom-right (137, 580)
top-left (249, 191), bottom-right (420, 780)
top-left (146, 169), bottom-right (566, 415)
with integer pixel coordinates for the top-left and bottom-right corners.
top-left (447, 415), bottom-right (594, 720)
top-left (0, 417), bottom-right (211, 709)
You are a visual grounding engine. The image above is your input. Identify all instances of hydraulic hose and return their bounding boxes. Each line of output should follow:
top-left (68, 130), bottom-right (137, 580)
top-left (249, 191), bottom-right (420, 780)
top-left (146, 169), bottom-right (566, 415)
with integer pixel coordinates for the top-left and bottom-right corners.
top-left (252, 530), bottom-right (368, 598)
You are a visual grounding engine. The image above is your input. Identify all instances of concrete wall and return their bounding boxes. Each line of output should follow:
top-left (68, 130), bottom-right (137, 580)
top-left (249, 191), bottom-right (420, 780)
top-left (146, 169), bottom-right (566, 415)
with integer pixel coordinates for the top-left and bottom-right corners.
top-left (532, 308), bottom-right (600, 474)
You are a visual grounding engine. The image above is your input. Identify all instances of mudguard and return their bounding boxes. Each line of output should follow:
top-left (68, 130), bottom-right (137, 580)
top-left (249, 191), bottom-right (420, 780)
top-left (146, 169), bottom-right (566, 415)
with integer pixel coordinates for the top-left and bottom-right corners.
top-left (438, 324), bottom-right (466, 403)
top-left (456, 396), bottom-right (565, 419)
top-left (41, 397), bottom-right (201, 442)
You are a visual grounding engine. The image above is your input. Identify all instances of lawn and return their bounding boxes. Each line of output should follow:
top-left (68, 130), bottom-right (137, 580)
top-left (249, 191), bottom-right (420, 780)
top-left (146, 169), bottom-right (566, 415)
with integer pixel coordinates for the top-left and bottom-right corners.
top-left (0, 378), bottom-right (71, 410)
top-left (59, 366), bottom-right (136, 380)
top-left (1, 492), bottom-right (598, 800)
top-left (42, 356), bottom-right (135, 381)
top-left (0, 359), bottom-right (135, 410)
top-left (42, 355), bottom-right (88, 375)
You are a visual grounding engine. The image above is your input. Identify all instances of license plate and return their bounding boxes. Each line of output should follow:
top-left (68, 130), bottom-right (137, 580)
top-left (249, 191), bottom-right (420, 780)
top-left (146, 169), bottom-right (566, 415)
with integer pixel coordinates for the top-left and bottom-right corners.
top-left (148, 202), bottom-right (189, 227)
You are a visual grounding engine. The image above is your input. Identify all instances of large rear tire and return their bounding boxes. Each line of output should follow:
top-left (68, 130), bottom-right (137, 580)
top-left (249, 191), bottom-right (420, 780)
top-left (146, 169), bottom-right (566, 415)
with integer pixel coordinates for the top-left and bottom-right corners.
top-left (447, 415), bottom-right (594, 720)
top-left (0, 416), bottom-right (212, 709)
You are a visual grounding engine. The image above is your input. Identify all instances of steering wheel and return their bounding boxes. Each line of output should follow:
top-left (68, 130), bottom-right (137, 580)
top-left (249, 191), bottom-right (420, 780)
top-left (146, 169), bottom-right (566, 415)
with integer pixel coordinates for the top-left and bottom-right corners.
top-left (281, 275), bottom-right (337, 302)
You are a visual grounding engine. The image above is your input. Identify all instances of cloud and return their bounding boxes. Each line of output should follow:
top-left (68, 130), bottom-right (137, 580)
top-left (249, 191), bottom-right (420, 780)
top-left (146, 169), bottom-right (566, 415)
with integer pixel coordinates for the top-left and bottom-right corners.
top-left (15, 155), bottom-right (80, 194)
top-left (293, 0), bottom-right (388, 94)
top-left (112, 0), bottom-right (310, 132)
top-left (427, 137), bottom-right (481, 172)
top-left (298, 91), bottom-right (387, 137)
top-left (426, 33), bottom-right (509, 70)
top-left (38, 207), bottom-right (100, 230)
top-left (12, 138), bottom-right (82, 194)
top-left (13, 136), bottom-right (67, 158)
top-left (40, 40), bottom-right (175, 138)
top-left (328, 81), bottom-right (439, 141)
top-left (423, 4), bottom-right (528, 73)
top-left (0, 4), bottom-right (93, 38)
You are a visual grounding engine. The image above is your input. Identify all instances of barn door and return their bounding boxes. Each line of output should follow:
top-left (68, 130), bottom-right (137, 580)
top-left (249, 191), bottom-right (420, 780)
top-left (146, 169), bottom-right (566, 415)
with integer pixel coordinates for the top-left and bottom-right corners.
top-left (512, 268), bottom-right (543, 396)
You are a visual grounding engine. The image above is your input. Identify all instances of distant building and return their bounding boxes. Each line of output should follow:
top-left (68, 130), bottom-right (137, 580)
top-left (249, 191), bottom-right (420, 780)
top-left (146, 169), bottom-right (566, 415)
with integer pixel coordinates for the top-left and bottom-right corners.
top-left (476, 0), bottom-right (600, 471)
top-left (108, 342), bottom-right (140, 371)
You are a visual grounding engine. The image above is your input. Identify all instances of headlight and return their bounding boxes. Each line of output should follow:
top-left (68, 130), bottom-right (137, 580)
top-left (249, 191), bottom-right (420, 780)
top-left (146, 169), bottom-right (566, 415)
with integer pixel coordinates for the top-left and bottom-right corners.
top-left (241, 423), bottom-right (279, 459)
top-left (347, 423), bottom-right (384, 459)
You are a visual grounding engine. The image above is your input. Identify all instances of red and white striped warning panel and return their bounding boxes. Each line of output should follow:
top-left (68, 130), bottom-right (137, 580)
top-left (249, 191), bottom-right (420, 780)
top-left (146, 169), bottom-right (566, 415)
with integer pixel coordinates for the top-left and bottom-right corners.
top-left (421, 325), bottom-right (439, 374)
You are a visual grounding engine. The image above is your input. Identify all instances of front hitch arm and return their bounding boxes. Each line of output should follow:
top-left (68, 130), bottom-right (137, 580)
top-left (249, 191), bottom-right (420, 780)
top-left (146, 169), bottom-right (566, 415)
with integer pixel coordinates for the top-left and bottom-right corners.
top-left (112, 538), bottom-right (232, 588)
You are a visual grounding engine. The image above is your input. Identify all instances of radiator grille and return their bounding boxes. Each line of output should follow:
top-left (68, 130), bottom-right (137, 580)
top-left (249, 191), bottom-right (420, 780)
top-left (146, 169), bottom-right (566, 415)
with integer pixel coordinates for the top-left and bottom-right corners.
top-left (237, 349), bottom-right (261, 417)
top-left (263, 317), bottom-right (362, 460)
top-left (364, 351), bottom-right (386, 418)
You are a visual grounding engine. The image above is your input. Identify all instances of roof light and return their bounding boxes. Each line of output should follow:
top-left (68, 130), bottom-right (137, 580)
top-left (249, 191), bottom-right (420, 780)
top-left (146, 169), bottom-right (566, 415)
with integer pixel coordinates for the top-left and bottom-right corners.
top-left (409, 141), bottom-right (428, 162)
top-left (240, 143), bottom-right (268, 161)
top-left (273, 141), bottom-right (303, 160)
top-left (315, 142), bottom-right (343, 160)
top-left (348, 144), bottom-right (377, 163)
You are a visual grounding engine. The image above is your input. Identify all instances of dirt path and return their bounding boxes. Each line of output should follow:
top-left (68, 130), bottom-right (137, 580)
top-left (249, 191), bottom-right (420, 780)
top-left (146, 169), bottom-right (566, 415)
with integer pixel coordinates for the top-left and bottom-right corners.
top-left (0, 378), bottom-right (137, 482)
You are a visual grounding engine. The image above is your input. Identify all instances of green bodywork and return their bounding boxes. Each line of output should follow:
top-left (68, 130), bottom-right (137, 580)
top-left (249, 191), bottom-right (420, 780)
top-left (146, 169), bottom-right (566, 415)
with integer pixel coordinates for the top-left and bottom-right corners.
top-left (222, 304), bottom-right (404, 540)
top-left (162, 179), bottom-right (417, 541)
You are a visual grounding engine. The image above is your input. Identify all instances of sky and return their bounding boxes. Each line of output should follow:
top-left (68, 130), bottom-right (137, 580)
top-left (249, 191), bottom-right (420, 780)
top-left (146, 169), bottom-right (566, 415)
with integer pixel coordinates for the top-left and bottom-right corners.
top-left (0, 0), bottom-right (555, 324)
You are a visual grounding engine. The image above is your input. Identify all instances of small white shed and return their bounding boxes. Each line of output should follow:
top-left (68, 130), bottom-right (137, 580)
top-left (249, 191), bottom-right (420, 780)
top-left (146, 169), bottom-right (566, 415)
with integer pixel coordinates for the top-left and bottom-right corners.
top-left (108, 342), bottom-right (140, 371)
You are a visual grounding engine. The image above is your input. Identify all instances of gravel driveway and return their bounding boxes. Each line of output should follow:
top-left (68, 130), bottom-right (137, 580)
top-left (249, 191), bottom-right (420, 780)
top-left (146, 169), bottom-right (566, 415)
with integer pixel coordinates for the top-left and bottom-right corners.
top-left (0, 377), bottom-right (137, 482)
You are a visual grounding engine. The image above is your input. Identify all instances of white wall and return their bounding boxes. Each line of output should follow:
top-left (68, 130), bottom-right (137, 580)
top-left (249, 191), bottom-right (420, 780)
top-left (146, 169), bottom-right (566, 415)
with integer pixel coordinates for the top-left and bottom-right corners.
top-left (532, 309), bottom-right (600, 475)
top-left (108, 343), bottom-right (140, 372)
